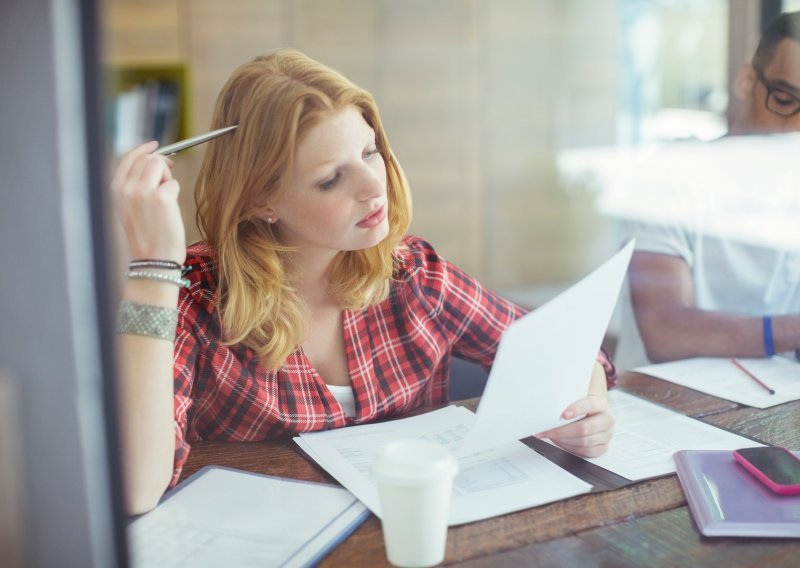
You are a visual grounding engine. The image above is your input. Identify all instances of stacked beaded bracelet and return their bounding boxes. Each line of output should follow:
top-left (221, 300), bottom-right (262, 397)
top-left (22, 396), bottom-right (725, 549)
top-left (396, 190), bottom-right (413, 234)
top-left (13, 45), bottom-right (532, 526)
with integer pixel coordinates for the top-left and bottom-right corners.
top-left (127, 270), bottom-right (190, 288)
top-left (129, 259), bottom-right (183, 271)
top-left (116, 301), bottom-right (178, 340)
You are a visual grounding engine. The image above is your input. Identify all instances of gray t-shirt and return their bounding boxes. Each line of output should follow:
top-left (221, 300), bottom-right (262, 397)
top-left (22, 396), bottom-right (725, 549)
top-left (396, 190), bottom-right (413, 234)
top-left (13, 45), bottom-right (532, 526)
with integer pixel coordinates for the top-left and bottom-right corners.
top-left (615, 219), bottom-right (800, 371)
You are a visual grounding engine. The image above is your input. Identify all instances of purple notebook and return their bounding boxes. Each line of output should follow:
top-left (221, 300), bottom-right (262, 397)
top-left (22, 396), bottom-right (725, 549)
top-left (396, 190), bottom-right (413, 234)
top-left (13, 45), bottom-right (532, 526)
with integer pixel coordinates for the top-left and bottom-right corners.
top-left (674, 449), bottom-right (800, 538)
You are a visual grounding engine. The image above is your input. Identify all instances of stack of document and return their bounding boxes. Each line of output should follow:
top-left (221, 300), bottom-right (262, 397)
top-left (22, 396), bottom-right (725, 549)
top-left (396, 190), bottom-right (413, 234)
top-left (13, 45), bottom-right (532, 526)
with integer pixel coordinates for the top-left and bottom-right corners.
top-left (582, 390), bottom-right (763, 481)
top-left (297, 406), bottom-right (592, 525)
top-left (296, 389), bottom-right (763, 526)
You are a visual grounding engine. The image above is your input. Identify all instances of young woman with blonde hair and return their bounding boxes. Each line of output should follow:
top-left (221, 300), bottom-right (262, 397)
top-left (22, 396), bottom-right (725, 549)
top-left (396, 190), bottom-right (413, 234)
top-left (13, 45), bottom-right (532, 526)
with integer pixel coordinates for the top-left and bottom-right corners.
top-left (112, 49), bottom-right (617, 514)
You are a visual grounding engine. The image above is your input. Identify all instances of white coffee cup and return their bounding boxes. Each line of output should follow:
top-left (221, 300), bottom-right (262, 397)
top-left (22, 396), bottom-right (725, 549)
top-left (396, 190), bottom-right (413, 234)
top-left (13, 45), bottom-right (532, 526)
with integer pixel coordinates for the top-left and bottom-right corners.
top-left (372, 439), bottom-right (459, 567)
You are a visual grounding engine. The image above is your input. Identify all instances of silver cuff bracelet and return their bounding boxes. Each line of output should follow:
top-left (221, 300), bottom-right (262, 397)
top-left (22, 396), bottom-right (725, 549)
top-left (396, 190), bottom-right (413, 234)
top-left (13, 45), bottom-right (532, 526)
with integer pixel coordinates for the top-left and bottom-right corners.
top-left (116, 301), bottom-right (178, 341)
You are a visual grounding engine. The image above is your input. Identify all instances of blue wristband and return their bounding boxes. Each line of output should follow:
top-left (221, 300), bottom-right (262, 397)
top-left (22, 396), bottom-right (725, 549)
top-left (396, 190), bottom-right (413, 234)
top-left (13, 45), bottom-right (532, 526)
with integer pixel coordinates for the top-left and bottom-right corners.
top-left (762, 315), bottom-right (775, 357)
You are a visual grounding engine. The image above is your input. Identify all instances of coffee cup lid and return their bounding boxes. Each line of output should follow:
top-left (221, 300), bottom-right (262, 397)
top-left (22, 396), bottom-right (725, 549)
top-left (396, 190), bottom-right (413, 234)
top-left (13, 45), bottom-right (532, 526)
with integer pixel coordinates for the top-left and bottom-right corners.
top-left (372, 439), bottom-right (458, 486)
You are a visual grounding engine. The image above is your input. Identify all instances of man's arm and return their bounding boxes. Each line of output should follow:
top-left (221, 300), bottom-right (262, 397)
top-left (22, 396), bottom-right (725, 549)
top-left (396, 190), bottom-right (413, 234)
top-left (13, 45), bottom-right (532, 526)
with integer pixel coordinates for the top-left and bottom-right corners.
top-left (629, 251), bottom-right (800, 362)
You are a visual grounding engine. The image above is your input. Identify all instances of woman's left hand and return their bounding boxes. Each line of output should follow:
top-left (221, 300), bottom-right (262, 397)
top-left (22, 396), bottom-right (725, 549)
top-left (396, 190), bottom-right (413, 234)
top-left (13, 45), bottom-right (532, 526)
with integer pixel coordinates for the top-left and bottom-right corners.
top-left (536, 393), bottom-right (615, 458)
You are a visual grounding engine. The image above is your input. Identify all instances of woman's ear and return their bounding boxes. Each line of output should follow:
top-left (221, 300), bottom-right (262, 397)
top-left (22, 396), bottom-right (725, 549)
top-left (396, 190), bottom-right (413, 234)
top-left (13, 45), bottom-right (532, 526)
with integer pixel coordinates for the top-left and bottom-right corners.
top-left (254, 207), bottom-right (278, 224)
top-left (248, 195), bottom-right (279, 224)
top-left (733, 63), bottom-right (757, 103)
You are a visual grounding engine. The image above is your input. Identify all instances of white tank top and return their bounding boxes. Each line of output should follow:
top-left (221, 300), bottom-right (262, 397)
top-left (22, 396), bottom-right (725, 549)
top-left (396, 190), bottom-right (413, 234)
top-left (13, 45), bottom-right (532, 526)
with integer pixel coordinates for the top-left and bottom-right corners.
top-left (325, 384), bottom-right (356, 418)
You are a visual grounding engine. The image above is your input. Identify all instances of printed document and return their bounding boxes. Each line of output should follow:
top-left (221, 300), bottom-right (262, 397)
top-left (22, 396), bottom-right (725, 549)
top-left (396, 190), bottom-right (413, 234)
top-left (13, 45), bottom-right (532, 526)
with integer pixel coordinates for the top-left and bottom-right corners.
top-left (128, 466), bottom-right (368, 568)
top-left (457, 239), bottom-right (635, 455)
top-left (295, 405), bottom-right (592, 526)
top-left (578, 390), bottom-right (764, 480)
top-left (634, 357), bottom-right (800, 408)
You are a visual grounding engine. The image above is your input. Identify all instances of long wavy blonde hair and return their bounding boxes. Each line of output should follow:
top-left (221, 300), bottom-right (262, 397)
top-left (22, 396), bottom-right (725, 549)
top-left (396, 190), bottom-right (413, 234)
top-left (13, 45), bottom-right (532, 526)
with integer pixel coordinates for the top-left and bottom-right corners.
top-left (195, 49), bottom-right (412, 369)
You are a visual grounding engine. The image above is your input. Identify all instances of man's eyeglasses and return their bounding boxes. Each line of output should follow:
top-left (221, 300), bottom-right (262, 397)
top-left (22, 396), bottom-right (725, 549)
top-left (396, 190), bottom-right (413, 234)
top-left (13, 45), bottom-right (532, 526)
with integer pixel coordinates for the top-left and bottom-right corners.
top-left (752, 66), bottom-right (800, 118)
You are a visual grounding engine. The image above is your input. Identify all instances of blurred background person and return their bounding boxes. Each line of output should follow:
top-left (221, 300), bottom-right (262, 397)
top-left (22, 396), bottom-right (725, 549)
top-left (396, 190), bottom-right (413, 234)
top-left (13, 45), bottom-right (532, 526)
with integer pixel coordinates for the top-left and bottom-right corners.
top-left (614, 10), bottom-right (800, 370)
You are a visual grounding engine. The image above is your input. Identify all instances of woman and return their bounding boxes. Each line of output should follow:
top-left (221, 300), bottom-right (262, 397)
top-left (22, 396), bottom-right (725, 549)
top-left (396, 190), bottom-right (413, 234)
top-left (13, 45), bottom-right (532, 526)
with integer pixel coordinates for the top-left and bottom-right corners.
top-left (112, 49), bottom-right (616, 514)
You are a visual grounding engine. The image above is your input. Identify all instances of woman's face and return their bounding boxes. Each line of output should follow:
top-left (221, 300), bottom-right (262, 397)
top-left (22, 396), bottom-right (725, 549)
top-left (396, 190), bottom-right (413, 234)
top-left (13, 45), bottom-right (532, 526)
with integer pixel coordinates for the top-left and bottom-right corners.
top-left (269, 105), bottom-right (389, 258)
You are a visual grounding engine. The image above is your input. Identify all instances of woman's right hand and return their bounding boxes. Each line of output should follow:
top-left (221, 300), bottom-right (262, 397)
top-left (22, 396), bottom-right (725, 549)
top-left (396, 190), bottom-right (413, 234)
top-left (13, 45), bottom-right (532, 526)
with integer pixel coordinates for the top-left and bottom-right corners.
top-left (111, 141), bottom-right (187, 264)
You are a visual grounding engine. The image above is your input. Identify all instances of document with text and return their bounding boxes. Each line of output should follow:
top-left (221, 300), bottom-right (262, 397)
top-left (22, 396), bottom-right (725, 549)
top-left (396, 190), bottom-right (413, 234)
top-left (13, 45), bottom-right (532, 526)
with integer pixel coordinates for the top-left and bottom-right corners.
top-left (634, 357), bottom-right (800, 408)
top-left (577, 390), bottom-right (764, 481)
top-left (295, 405), bottom-right (592, 526)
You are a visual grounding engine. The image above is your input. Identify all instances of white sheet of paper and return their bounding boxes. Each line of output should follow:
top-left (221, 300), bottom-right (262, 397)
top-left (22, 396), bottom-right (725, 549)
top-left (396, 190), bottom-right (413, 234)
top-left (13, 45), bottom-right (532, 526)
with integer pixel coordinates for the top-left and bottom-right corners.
top-left (577, 390), bottom-right (764, 480)
top-left (634, 357), bottom-right (800, 409)
top-left (128, 467), bottom-right (368, 568)
top-left (295, 405), bottom-right (592, 526)
top-left (456, 240), bottom-right (635, 456)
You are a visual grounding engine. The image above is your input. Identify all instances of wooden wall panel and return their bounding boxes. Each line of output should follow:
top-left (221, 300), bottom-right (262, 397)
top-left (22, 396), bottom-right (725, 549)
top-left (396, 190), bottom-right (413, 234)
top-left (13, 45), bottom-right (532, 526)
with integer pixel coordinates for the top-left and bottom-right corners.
top-left (102, 0), bottom-right (183, 63)
top-left (377, 0), bottom-right (483, 277)
top-left (186, 0), bottom-right (288, 135)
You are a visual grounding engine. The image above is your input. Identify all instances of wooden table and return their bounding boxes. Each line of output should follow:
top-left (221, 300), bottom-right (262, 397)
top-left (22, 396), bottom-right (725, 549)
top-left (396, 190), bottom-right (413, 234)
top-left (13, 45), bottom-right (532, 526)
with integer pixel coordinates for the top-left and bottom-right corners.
top-left (178, 372), bottom-right (800, 566)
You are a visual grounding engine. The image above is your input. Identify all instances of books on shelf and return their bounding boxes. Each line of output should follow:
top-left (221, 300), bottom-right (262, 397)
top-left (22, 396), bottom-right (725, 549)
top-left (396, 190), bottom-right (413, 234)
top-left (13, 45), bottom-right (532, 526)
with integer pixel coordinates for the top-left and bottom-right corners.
top-left (111, 78), bottom-right (181, 156)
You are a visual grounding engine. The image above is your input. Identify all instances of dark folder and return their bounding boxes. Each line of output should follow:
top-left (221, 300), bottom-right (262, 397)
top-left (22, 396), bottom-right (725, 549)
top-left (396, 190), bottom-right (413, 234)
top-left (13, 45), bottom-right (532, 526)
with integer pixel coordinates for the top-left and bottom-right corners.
top-left (674, 449), bottom-right (800, 538)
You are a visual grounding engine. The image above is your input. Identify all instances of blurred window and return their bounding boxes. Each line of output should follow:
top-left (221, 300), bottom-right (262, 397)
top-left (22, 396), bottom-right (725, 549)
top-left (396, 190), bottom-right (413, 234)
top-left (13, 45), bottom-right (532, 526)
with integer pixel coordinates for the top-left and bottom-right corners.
top-left (619, 0), bottom-right (729, 144)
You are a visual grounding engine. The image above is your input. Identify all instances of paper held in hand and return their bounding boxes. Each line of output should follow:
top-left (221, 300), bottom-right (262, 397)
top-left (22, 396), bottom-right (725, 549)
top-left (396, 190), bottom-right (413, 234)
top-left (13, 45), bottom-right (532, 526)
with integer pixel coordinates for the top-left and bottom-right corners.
top-left (455, 238), bottom-right (635, 456)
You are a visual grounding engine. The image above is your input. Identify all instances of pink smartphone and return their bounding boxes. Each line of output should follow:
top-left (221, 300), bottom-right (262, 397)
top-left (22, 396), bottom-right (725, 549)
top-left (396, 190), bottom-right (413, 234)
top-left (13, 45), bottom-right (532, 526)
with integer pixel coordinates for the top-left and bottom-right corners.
top-left (733, 446), bottom-right (800, 496)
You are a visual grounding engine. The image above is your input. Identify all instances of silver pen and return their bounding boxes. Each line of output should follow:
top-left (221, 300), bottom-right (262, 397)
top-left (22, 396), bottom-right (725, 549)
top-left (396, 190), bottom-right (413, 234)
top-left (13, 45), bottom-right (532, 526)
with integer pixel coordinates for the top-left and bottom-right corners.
top-left (154, 125), bottom-right (239, 156)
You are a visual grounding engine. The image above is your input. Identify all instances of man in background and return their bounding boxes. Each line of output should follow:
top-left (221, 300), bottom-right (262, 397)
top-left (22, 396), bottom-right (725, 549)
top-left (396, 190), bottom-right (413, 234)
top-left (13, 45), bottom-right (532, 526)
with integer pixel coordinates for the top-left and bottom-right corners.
top-left (614, 11), bottom-right (800, 370)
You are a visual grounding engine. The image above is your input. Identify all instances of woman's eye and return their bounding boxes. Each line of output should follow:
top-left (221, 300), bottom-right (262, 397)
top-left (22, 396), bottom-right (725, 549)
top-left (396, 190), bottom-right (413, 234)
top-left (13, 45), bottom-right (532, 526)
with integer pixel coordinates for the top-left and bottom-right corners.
top-left (364, 147), bottom-right (380, 159)
top-left (319, 173), bottom-right (340, 191)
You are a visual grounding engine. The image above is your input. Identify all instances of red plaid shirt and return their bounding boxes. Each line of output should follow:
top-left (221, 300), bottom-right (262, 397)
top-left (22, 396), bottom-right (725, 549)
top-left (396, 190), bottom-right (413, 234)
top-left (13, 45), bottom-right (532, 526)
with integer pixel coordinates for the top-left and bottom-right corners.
top-left (171, 236), bottom-right (616, 484)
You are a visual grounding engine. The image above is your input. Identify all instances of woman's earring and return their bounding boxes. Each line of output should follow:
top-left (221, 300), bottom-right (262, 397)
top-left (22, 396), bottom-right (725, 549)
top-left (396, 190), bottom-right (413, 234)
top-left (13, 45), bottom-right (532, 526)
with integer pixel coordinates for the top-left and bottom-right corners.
top-left (267, 216), bottom-right (273, 224)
